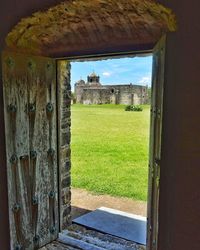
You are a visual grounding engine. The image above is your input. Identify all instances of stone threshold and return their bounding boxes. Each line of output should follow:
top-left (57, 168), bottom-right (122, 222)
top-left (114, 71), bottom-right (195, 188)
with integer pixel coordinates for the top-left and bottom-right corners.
top-left (40, 224), bottom-right (146, 250)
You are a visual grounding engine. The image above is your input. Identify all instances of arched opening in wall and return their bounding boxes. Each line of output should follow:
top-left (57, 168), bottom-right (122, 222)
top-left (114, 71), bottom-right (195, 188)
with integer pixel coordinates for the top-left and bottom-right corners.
top-left (1, 0), bottom-right (176, 249)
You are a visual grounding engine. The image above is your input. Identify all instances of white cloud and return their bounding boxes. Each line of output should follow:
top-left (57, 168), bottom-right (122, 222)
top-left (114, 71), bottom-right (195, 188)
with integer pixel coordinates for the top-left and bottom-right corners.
top-left (138, 75), bottom-right (152, 86)
top-left (102, 72), bottom-right (112, 77)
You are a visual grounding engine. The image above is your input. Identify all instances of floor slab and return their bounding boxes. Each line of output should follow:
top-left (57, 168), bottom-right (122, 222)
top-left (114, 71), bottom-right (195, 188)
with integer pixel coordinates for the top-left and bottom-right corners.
top-left (73, 207), bottom-right (147, 245)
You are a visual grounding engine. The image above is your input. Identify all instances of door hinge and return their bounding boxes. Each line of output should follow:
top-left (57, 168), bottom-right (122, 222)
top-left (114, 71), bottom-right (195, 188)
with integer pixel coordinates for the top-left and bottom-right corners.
top-left (155, 158), bottom-right (161, 188)
top-left (151, 107), bottom-right (161, 118)
top-left (150, 107), bottom-right (156, 116)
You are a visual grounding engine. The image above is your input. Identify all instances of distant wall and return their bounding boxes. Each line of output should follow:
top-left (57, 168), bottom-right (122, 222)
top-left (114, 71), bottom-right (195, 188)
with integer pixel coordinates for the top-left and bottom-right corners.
top-left (75, 84), bottom-right (148, 105)
top-left (82, 88), bottom-right (110, 105)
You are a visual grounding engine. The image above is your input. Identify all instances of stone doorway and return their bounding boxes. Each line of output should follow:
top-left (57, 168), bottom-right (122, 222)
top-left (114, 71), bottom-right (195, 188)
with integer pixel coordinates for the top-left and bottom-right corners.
top-left (1, 1), bottom-right (176, 249)
top-left (59, 42), bottom-right (165, 249)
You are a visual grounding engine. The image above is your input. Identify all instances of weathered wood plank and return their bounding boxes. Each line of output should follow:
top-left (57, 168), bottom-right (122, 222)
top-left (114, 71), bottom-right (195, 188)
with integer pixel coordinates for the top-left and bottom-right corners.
top-left (147, 36), bottom-right (166, 250)
top-left (2, 52), bottom-right (59, 250)
top-left (46, 60), bottom-right (59, 244)
top-left (3, 55), bottom-right (33, 249)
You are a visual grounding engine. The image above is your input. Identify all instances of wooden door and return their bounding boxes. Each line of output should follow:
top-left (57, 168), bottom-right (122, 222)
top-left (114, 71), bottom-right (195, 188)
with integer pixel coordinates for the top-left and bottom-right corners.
top-left (2, 52), bottom-right (59, 250)
top-left (147, 36), bottom-right (166, 250)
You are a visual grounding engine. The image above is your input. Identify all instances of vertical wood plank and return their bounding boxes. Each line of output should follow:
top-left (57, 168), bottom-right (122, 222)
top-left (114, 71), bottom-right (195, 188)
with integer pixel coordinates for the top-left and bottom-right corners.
top-left (147, 36), bottom-right (166, 250)
top-left (3, 55), bottom-right (33, 249)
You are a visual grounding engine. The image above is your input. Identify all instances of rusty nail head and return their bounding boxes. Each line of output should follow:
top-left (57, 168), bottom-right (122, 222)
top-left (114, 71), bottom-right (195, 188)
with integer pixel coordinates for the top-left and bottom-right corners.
top-left (6, 57), bottom-right (15, 68)
top-left (8, 104), bottom-right (17, 113)
top-left (30, 150), bottom-right (37, 159)
top-left (29, 103), bottom-right (36, 113)
top-left (33, 235), bottom-right (40, 243)
top-left (15, 244), bottom-right (22, 250)
top-left (50, 226), bottom-right (56, 234)
top-left (49, 191), bottom-right (55, 199)
top-left (20, 155), bottom-right (28, 161)
top-left (10, 154), bottom-right (18, 164)
top-left (32, 196), bottom-right (39, 205)
top-left (46, 103), bottom-right (54, 113)
top-left (48, 148), bottom-right (55, 157)
top-left (46, 62), bottom-right (52, 70)
top-left (13, 203), bottom-right (21, 213)
top-left (28, 60), bottom-right (36, 70)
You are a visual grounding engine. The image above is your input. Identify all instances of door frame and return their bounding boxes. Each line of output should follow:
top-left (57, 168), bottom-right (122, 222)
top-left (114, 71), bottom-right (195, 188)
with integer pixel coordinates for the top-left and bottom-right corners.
top-left (0, 35), bottom-right (165, 249)
top-left (147, 36), bottom-right (166, 250)
top-left (57, 35), bottom-right (166, 250)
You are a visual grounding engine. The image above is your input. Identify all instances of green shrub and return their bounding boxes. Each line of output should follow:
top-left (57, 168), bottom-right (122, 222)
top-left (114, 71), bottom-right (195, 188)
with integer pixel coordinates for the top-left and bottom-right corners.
top-left (125, 105), bottom-right (133, 111)
top-left (133, 105), bottom-right (143, 111)
top-left (125, 105), bottom-right (143, 112)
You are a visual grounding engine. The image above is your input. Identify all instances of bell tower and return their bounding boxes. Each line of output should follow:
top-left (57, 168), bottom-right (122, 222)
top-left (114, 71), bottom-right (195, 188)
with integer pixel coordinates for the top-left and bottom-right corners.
top-left (87, 72), bottom-right (101, 86)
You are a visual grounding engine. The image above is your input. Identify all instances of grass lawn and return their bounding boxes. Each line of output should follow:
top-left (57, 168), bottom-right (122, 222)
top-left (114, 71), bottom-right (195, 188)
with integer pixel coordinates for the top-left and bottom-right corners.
top-left (71, 104), bottom-right (150, 201)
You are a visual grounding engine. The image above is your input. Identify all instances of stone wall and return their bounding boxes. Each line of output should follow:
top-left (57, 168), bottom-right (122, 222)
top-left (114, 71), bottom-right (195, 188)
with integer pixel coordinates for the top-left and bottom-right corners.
top-left (82, 88), bottom-right (111, 105)
top-left (57, 60), bottom-right (72, 230)
top-left (75, 84), bottom-right (148, 105)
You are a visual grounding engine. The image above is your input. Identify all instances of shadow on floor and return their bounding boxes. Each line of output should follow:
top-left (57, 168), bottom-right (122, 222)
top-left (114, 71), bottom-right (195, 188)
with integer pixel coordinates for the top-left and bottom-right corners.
top-left (71, 206), bottom-right (92, 220)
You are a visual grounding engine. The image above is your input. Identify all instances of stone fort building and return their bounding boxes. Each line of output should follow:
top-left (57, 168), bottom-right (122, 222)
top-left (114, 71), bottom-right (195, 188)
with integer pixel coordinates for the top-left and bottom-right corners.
top-left (75, 72), bottom-right (149, 105)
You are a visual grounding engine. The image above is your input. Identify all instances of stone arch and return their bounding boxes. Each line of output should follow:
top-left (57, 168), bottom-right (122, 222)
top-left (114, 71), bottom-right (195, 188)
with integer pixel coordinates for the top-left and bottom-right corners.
top-left (5, 0), bottom-right (176, 57)
top-left (1, 1), bottom-right (177, 249)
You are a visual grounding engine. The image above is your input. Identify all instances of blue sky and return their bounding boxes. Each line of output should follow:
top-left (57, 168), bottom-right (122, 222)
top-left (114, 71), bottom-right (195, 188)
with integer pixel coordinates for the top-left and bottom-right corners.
top-left (71, 55), bottom-right (152, 91)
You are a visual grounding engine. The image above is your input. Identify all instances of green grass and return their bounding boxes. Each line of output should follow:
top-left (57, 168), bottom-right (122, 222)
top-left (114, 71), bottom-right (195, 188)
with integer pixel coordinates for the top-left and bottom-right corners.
top-left (71, 104), bottom-right (150, 201)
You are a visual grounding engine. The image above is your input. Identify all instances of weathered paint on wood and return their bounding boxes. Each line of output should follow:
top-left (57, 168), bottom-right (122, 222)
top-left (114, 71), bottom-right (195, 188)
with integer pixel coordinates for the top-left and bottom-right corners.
top-left (147, 36), bottom-right (166, 250)
top-left (57, 60), bottom-right (71, 230)
top-left (2, 52), bottom-right (59, 249)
